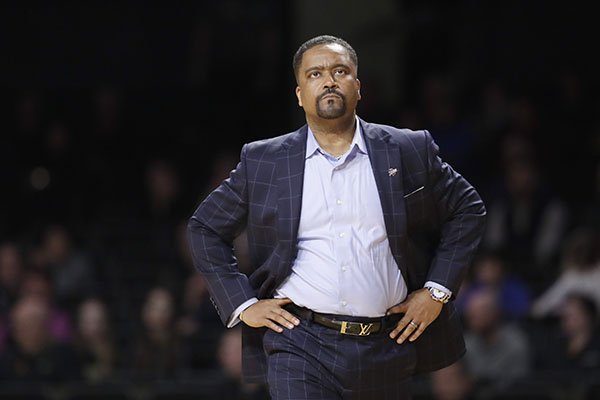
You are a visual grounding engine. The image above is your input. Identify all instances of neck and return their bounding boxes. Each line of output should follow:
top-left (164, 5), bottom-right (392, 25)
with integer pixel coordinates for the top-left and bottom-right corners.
top-left (306, 113), bottom-right (357, 157)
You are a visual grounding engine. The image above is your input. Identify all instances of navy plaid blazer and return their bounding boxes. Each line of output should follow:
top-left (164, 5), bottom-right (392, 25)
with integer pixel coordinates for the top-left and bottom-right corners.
top-left (188, 118), bottom-right (486, 383)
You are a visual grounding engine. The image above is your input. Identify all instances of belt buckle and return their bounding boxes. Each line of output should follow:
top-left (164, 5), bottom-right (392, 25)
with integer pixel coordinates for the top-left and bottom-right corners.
top-left (339, 321), bottom-right (374, 336)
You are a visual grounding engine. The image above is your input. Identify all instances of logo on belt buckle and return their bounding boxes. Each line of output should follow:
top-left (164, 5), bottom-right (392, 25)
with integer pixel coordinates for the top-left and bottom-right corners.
top-left (340, 321), bottom-right (374, 336)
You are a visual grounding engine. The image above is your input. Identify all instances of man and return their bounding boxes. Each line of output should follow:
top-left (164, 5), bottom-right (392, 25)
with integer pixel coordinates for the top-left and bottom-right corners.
top-left (188, 35), bottom-right (486, 399)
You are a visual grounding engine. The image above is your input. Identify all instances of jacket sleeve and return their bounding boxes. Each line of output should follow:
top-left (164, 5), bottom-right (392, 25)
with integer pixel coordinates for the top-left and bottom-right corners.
top-left (187, 144), bottom-right (257, 325)
top-left (425, 130), bottom-right (486, 294)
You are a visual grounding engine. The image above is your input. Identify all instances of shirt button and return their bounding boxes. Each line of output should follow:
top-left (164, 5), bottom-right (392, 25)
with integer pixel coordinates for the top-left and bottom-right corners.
top-left (341, 300), bottom-right (347, 306)
top-left (341, 266), bottom-right (347, 272)
top-left (336, 199), bottom-right (342, 205)
top-left (339, 232), bottom-right (345, 238)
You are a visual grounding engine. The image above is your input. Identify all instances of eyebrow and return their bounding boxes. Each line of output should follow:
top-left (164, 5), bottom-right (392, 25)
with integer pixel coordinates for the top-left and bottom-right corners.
top-left (304, 63), bottom-right (351, 74)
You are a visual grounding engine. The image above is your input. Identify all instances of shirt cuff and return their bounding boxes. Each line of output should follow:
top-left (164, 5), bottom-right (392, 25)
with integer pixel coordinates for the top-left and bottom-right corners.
top-left (424, 281), bottom-right (453, 297)
top-left (226, 297), bottom-right (259, 328)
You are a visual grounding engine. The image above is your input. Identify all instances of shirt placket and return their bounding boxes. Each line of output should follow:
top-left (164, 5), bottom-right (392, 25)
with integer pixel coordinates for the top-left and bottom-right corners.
top-left (329, 158), bottom-right (353, 313)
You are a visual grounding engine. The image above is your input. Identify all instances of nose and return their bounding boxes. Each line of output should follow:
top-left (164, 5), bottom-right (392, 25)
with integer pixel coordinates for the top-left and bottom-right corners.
top-left (323, 72), bottom-right (338, 89)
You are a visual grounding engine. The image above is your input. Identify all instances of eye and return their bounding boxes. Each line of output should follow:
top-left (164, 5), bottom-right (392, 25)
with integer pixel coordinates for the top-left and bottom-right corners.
top-left (335, 69), bottom-right (346, 75)
top-left (309, 71), bottom-right (321, 78)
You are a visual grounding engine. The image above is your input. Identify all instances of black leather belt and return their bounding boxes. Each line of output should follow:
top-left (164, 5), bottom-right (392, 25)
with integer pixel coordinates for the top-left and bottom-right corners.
top-left (284, 303), bottom-right (403, 337)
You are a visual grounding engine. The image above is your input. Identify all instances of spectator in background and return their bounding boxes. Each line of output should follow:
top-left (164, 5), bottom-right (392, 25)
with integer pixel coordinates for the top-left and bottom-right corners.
top-left (19, 271), bottom-right (73, 343)
top-left (201, 150), bottom-right (241, 198)
top-left (463, 287), bottom-right (531, 393)
top-left (194, 150), bottom-right (253, 274)
top-left (536, 294), bottom-right (600, 377)
top-left (177, 273), bottom-right (222, 330)
top-left (0, 295), bottom-right (80, 382)
top-left (471, 81), bottom-right (511, 194)
top-left (92, 87), bottom-right (122, 137)
top-left (175, 219), bottom-right (195, 272)
top-left (83, 87), bottom-right (137, 219)
top-left (29, 225), bottom-right (97, 312)
top-left (557, 295), bottom-right (600, 371)
top-left (0, 242), bottom-right (24, 315)
top-left (144, 159), bottom-right (182, 221)
top-left (429, 360), bottom-right (474, 400)
top-left (483, 149), bottom-right (568, 290)
top-left (75, 298), bottom-right (116, 383)
top-left (456, 250), bottom-right (531, 320)
top-left (178, 274), bottom-right (223, 371)
top-left (419, 74), bottom-right (477, 179)
top-left (506, 96), bottom-right (540, 141)
top-left (217, 326), bottom-right (242, 382)
top-left (217, 327), bottom-right (269, 400)
top-left (26, 121), bottom-right (83, 224)
top-left (0, 242), bottom-right (25, 353)
top-left (478, 82), bottom-right (510, 140)
top-left (531, 227), bottom-right (600, 318)
top-left (132, 287), bottom-right (180, 380)
top-left (140, 160), bottom-right (184, 283)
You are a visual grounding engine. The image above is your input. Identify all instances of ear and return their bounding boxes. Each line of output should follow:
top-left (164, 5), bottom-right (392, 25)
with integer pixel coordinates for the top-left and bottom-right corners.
top-left (295, 86), bottom-right (303, 107)
top-left (356, 78), bottom-right (361, 101)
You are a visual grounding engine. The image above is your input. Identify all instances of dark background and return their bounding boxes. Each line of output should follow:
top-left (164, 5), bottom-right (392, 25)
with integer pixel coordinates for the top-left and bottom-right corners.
top-left (0, 1), bottom-right (599, 399)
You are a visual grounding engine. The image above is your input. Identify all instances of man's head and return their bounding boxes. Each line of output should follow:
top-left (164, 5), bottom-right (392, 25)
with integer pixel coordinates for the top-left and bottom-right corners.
top-left (293, 35), bottom-right (361, 121)
top-left (293, 35), bottom-right (358, 82)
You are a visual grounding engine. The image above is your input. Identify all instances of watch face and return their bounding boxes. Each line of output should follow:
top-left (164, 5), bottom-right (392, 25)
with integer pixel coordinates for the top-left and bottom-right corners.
top-left (429, 287), bottom-right (449, 302)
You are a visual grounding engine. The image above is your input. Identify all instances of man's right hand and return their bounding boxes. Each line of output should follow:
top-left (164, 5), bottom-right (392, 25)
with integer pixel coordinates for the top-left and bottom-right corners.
top-left (240, 298), bottom-right (300, 333)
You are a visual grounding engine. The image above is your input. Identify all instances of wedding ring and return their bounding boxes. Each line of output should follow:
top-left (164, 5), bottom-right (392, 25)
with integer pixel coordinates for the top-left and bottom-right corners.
top-left (409, 321), bottom-right (419, 329)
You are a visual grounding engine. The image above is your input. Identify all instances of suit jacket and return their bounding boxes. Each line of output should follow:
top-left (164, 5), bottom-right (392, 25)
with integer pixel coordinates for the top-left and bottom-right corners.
top-left (188, 118), bottom-right (486, 383)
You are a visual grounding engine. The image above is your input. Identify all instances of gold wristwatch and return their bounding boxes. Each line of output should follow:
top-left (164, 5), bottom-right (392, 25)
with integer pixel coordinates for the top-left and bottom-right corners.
top-left (425, 286), bottom-right (451, 304)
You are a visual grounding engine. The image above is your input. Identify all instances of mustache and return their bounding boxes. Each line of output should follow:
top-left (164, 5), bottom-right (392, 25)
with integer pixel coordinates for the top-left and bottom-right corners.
top-left (317, 88), bottom-right (345, 102)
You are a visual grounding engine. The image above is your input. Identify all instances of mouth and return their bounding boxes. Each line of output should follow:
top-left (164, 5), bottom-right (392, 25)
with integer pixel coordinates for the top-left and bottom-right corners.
top-left (320, 93), bottom-right (342, 101)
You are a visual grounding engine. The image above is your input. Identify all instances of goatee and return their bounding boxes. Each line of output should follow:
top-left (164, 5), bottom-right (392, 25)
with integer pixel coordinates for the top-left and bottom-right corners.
top-left (316, 90), bottom-right (346, 119)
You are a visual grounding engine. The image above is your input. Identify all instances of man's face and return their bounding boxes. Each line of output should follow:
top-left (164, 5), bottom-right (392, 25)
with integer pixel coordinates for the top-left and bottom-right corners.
top-left (295, 43), bottom-right (360, 120)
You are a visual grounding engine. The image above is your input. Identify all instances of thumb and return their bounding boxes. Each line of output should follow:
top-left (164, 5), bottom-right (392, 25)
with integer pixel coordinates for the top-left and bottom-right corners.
top-left (386, 302), bottom-right (408, 315)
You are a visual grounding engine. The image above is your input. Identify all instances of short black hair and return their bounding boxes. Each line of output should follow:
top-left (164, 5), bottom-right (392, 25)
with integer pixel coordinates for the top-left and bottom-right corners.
top-left (293, 35), bottom-right (358, 81)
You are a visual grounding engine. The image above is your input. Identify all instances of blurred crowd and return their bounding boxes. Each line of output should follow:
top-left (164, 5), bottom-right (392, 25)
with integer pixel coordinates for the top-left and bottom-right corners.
top-left (0, 85), bottom-right (271, 399)
top-left (1, 2), bottom-right (599, 399)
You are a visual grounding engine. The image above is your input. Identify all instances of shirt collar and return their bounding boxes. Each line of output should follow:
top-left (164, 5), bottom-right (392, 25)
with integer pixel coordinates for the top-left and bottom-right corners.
top-left (305, 116), bottom-right (366, 159)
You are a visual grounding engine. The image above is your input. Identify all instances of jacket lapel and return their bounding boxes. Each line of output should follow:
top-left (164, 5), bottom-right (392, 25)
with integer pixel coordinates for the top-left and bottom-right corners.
top-left (276, 125), bottom-right (308, 266)
top-left (360, 119), bottom-right (409, 278)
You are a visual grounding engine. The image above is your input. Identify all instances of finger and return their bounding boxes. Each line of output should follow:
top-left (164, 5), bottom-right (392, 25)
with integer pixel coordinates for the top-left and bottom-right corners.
top-left (275, 298), bottom-right (293, 305)
top-left (269, 309), bottom-right (296, 329)
top-left (386, 305), bottom-right (401, 316)
top-left (280, 310), bottom-right (301, 326)
top-left (386, 303), bottom-right (408, 316)
top-left (389, 316), bottom-right (412, 339)
top-left (409, 323), bottom-right (427, 342)
top-left (265, 320), bottom-right (284, 333)
top-left (397, 322), bottom-right (418, 344)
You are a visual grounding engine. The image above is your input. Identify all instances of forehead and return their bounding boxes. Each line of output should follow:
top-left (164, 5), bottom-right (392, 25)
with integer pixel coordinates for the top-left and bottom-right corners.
top-left (301, 43), bottom-right (353, 69)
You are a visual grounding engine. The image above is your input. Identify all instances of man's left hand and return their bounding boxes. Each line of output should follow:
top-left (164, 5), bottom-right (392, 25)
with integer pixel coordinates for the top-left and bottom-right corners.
top-left (387, 288), bottom-right (443, 344)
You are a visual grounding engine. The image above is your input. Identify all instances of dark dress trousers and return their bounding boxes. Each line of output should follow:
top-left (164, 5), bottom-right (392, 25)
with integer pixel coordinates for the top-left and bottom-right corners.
top-left (188, 118), bottom-right (486, 383)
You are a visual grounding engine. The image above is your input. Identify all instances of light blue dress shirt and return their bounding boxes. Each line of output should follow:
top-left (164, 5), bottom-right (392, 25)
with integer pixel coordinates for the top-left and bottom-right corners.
top-left (227, 118), bottom-right (450, 326)
top-left (274, 119), bottom-right (408, 317)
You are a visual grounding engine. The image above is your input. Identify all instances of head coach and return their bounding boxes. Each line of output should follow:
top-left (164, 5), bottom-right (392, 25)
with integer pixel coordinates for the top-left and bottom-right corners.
top-left (188, 35), bottom-right (486, 399)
